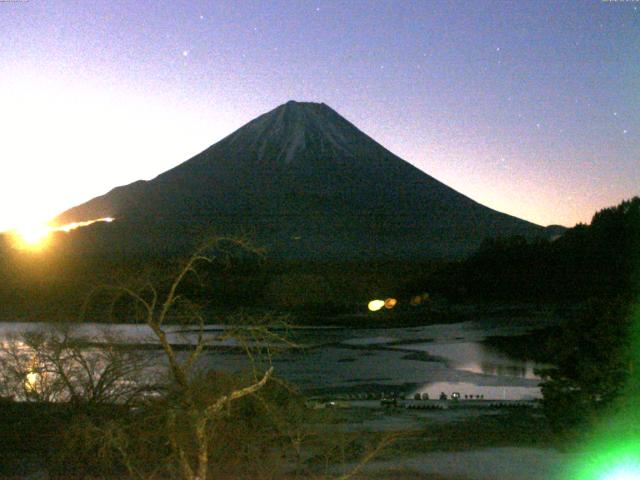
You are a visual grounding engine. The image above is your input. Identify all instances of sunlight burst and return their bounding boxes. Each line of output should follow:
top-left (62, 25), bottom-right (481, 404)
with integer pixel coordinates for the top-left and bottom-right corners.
top-left (7, 217), bottom-right (115, 251)
top-left (14, 223), bottom-right (51, 247)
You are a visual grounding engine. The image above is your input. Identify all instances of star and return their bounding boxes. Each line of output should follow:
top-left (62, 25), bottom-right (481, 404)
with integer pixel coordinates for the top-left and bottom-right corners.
top-left (199, 15), bottom-right (204, 20)
top-left (182, 50), bottom-right (190, 57)
top-left (623, 129), bottom-right (628, 134)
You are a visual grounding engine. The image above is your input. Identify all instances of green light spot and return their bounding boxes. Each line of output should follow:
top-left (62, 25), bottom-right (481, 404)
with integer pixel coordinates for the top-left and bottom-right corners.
top-left (602, 462), bottom-right (640, 480)
top-left (568, 442), bottom-right (640, 480)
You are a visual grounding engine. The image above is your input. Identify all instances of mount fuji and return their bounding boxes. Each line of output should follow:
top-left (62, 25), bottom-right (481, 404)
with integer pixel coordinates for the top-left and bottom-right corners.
top-left (55, 101), bottom-right (551, 260)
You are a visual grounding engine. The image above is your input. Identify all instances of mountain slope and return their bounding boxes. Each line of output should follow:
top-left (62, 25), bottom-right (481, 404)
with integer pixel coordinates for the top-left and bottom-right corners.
top-left (56, 101), bottom-right (549, 260)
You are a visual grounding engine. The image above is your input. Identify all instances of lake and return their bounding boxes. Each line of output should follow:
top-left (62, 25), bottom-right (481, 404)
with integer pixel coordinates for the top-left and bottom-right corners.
top-left (0, 314), bottom-right (554, 401)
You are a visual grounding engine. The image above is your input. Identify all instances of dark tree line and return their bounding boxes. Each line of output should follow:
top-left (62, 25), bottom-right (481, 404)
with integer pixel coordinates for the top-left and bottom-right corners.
top-left (458, 196), bottom-right (640, 303)
top-left (537, 297), bottom-right (636, 438)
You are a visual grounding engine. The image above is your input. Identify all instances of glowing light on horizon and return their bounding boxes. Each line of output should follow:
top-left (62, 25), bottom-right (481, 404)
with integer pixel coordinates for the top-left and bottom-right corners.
top-left (7, 217), bottom-right (115, 251)
top-left (14, 222), bottom-right (51, 247)
top-left (0, 75), bottom-right (232, 238)
top-left (56, 217), bottom-right (114, 232)
top-left (368, 300), bottom-right (385, 312)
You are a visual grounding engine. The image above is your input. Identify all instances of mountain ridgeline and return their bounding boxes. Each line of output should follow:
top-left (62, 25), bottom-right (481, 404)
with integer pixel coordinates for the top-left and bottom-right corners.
top-left (55, 101), bottom-right (553, 260)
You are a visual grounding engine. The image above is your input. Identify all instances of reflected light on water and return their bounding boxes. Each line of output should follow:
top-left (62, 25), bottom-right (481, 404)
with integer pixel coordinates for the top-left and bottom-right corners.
top-left (404, 341), bottom-right (542, 380)
top-left (479, 361), bottom-right (529, 378)
top-left (25, 371), bottom-right (39, 391)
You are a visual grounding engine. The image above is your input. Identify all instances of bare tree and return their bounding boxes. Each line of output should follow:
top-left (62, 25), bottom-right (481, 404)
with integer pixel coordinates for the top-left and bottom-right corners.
top-left (0, 325), bottom-right (155, 405)
top-left (86, 237), bottom-right (279, 480)
top-left (0, 237), bottom-right (394, 480)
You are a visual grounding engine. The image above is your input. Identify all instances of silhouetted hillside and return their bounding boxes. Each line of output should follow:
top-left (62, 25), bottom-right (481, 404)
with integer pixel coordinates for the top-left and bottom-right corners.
top-left (55, 101), bottom-right (550, 261)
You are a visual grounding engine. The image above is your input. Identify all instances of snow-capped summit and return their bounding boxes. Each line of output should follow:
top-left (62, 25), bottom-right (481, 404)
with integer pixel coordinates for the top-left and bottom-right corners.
top-left (223, 101), bottom-right (354, 165)
top-left (55, 101), bottom-right (549, 260)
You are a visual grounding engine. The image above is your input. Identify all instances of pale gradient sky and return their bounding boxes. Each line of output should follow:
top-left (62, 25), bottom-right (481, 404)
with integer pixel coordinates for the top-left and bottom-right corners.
top-left (1, 0), bottom-right (638, 232)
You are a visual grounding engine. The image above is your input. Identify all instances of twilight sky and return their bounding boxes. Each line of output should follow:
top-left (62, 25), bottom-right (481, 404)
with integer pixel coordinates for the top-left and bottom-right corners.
top-left (1, 0), bottom-right (638, 232)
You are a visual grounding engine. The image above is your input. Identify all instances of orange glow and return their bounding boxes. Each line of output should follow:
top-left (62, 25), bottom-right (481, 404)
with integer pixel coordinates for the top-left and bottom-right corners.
top-left (56, 217), bottom-right (114, 232)
top-left (8, 217), bottom-right (114, 251)
top-left (14, 223), bottom-right (51, 247)
top-left (384, 298), bottom-right (397, 309)
top-left (409, 293), bottom-right (429, 306)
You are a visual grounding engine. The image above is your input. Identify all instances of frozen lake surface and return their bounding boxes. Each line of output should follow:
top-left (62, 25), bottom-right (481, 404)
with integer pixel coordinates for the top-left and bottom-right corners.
top-left (0, 315), bottom-right (554, 400)
top-left (358, 447), bottom-right (575, 480)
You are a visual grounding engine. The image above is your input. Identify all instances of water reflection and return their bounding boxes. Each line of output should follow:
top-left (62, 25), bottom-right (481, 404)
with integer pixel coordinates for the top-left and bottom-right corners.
top-left (397, 341), bottom-right (542, 379)
top-left (0, 330), bottom-right (160, 403)
top-left (478, 362), bottom-right (529, 378)
top-left (0, 321), bottom-right (553, 397)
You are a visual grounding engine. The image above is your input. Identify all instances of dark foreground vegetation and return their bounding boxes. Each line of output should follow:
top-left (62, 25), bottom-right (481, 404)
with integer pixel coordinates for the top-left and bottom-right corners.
top-left (0, 241), bottom-right (400, 480)
top-left (0, 381), bottom-right (387, 479)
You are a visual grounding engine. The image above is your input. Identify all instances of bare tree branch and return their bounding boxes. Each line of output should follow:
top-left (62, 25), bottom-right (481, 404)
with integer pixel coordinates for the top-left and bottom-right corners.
top-left (205, 366), bottom-right (274, 419)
